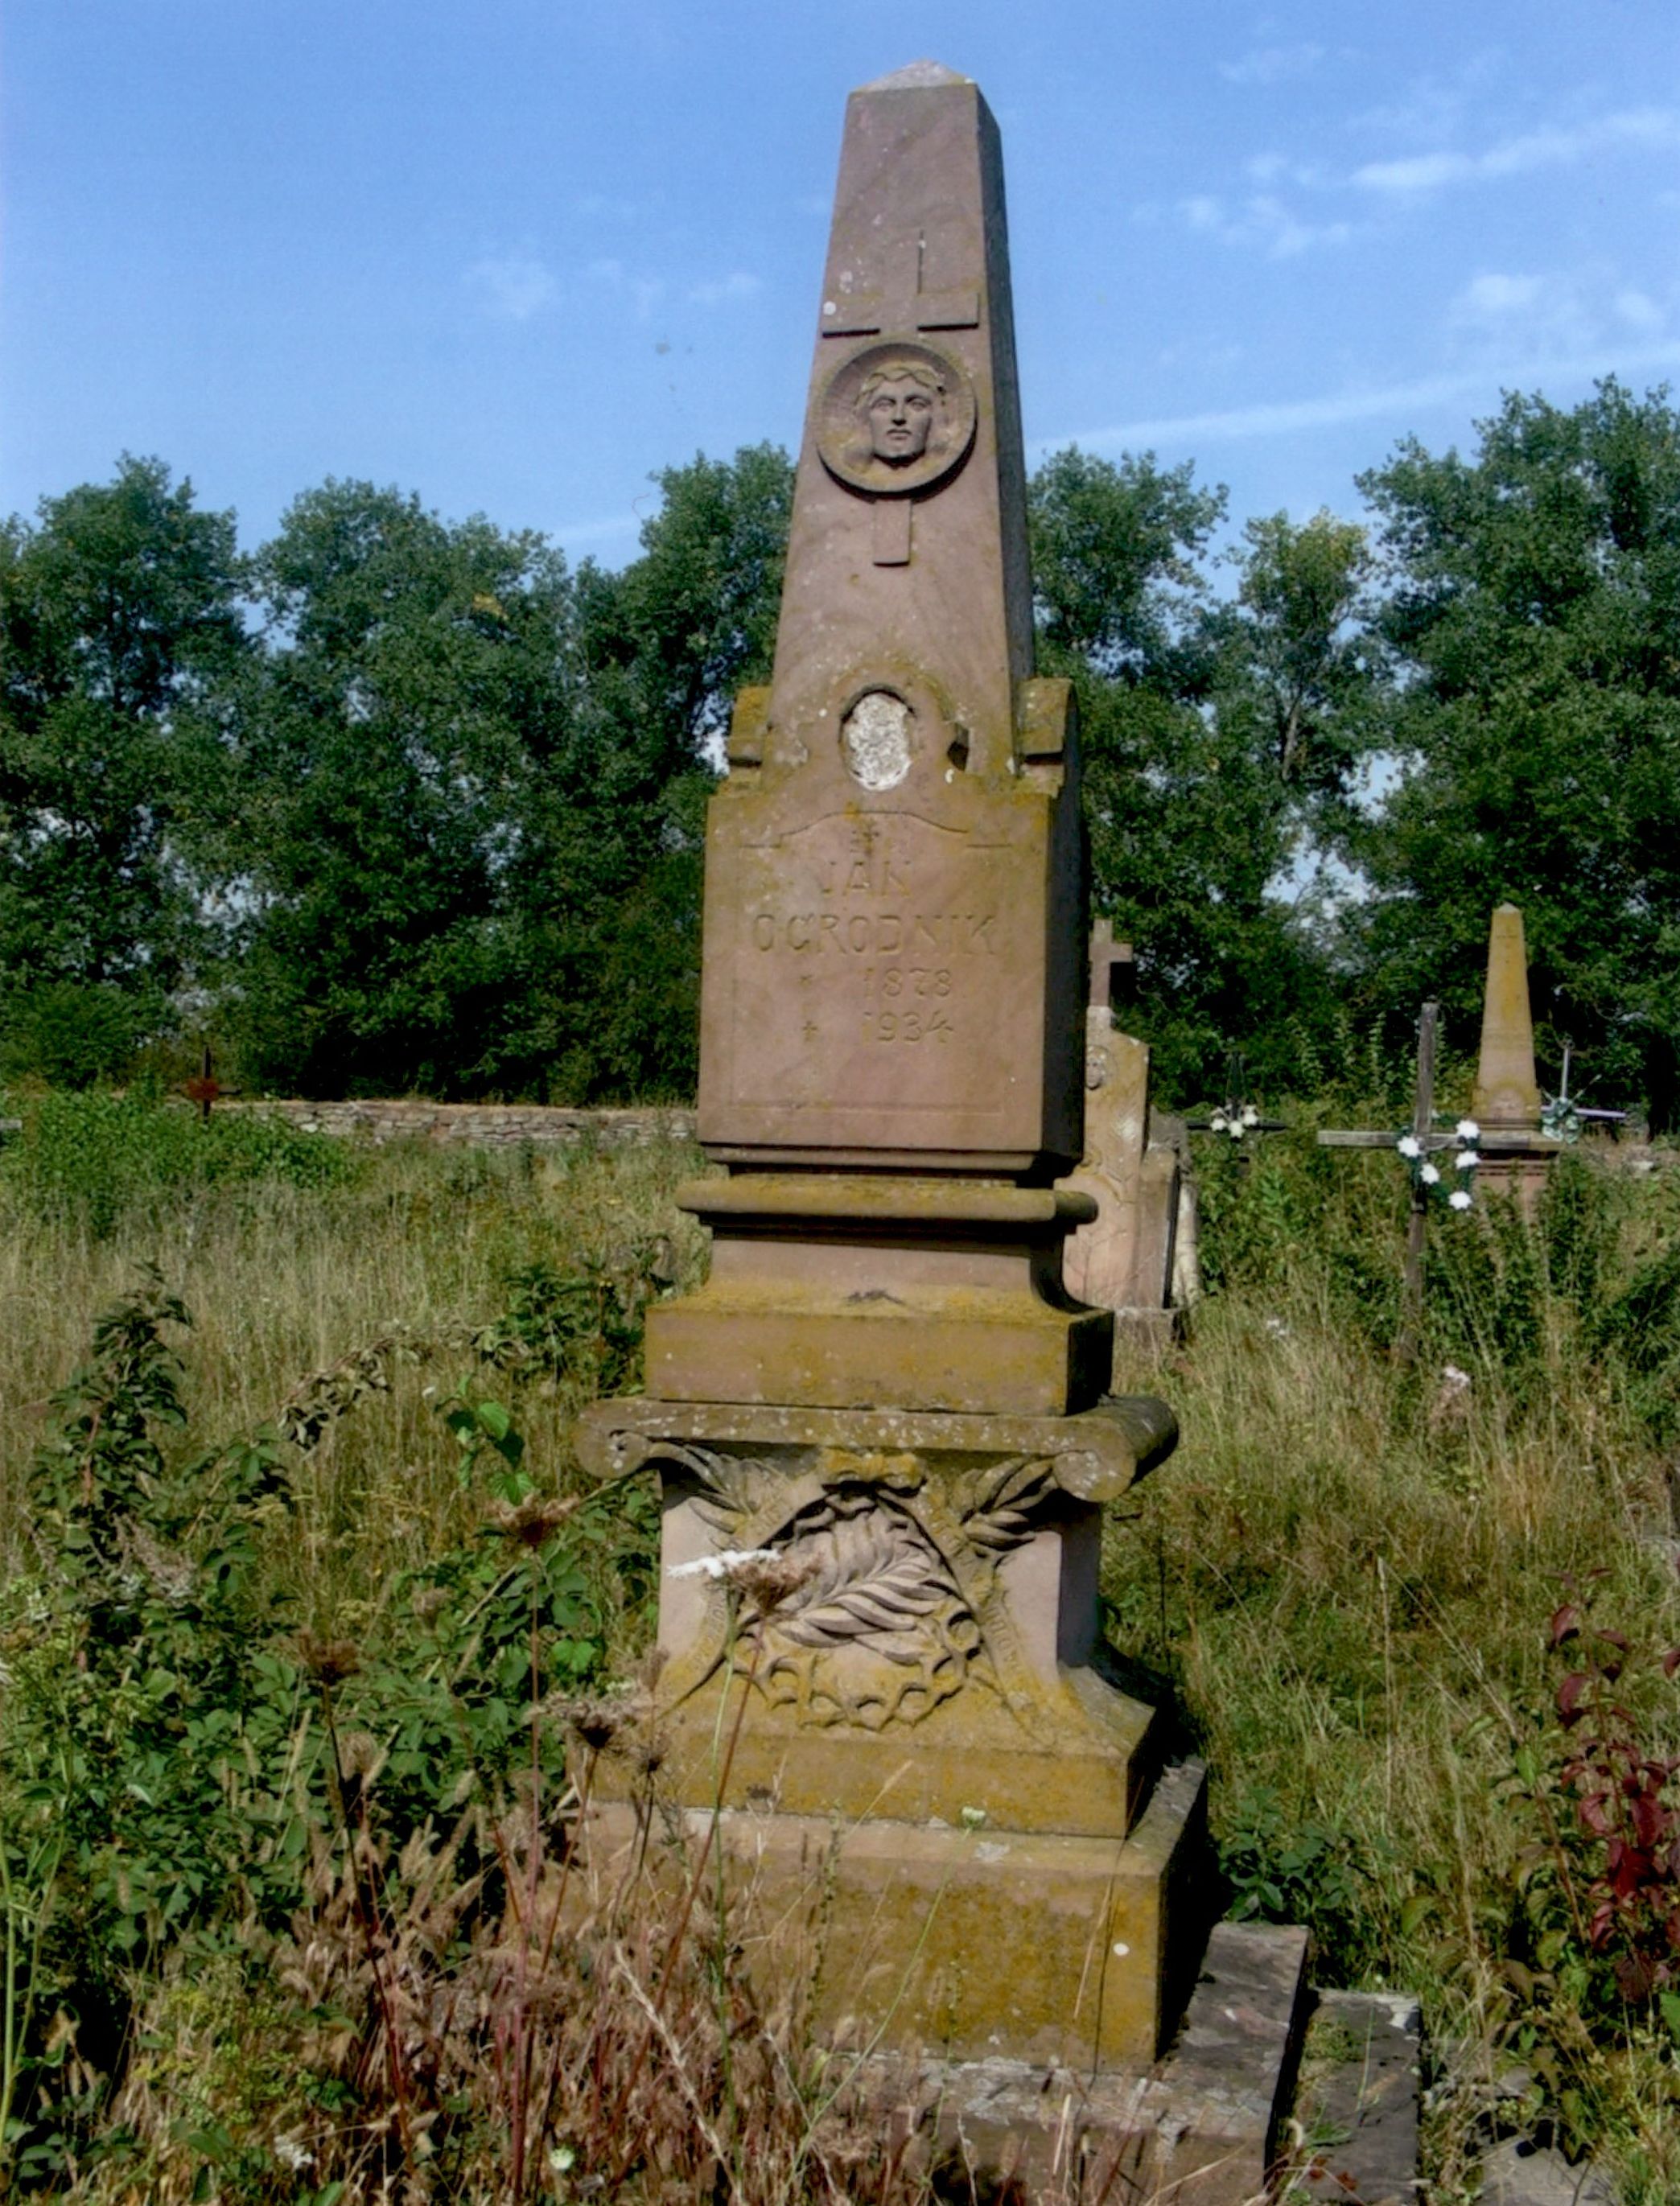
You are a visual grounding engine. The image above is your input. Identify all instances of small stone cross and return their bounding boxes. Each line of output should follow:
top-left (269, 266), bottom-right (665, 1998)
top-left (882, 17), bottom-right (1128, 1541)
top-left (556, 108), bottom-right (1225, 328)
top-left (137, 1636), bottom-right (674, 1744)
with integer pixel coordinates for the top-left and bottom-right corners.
top-left (1089, 919), bottom-right (1134, 1014)
top-left (821, 233), bottom-right (979, 338)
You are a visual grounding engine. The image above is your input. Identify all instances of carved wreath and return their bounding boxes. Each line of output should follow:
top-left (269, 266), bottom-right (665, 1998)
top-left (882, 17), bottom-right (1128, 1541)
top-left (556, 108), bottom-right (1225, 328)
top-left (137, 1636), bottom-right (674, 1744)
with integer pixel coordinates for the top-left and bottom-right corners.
top-left (656, 1445), bottom-right (1063, 1733)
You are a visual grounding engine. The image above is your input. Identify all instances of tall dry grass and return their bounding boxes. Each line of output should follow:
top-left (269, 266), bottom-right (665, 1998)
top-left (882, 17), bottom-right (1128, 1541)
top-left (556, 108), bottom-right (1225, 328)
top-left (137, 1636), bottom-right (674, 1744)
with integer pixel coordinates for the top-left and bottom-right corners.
top-left (4, 1092), bottom-right (1680, 2196)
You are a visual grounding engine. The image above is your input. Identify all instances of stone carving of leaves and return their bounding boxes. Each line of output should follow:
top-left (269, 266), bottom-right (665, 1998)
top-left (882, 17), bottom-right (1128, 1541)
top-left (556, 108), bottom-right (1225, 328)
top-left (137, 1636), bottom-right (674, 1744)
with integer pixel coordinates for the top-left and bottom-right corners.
top-left (659, 1446), bottom-right (772, 1535)
top-left (768, 1510), bottom-right (955, 1650)
top-left (953, 1455), bottom-right (1060, 1555)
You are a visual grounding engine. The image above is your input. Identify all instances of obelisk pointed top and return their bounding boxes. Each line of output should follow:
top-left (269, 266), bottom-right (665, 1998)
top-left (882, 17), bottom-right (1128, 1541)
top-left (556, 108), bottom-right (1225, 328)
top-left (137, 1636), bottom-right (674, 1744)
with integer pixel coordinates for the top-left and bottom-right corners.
top-left (859, 60), bottom-right (973, 91)
top-left (1472, 903), bottom-right (1544, 1126)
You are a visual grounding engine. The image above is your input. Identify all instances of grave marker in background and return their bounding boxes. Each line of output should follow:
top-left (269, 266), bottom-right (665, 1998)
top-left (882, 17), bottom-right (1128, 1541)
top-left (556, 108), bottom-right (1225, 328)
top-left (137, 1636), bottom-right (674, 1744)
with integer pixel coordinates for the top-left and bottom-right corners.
top-left (1060, 920), bottom-right (1188, 1356)
top-left (1472, 903), bottom-right (1561, 1212)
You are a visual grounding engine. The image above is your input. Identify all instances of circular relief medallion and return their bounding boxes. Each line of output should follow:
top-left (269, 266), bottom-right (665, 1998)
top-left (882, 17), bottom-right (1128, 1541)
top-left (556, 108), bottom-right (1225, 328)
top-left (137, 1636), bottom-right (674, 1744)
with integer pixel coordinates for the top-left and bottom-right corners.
top-left (817, 340), bottom-right (978, 499)
top-left (841, 690), bottom-right (915, 790)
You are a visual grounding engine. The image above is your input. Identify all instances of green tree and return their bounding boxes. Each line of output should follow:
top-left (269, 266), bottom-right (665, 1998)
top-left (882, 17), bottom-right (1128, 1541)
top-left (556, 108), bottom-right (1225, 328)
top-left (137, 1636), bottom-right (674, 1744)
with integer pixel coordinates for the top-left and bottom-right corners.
top-left (227, 480), bottom-right (570, 1096)
top-left (1354, 380), bottom-right (1680, 1120)
top-left (0, 456), bottom-right (245, 1079)
top-left (496, 444), bottom-right (792, 1101)
top-left (1030, 447), bottom-right (1349, 1099)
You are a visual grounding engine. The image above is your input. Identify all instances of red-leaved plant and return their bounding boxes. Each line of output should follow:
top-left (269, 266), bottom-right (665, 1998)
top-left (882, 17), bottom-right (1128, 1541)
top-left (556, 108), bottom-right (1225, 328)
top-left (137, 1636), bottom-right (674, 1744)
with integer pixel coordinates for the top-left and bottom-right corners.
top-left (1546, 1580), bottom-right (1680, 2006)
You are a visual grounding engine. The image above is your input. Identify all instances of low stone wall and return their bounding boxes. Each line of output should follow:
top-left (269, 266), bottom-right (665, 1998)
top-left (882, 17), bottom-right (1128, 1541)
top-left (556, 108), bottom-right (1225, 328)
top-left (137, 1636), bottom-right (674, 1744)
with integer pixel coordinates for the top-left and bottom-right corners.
top-left (223, 1098), bottom-right (697, 1150)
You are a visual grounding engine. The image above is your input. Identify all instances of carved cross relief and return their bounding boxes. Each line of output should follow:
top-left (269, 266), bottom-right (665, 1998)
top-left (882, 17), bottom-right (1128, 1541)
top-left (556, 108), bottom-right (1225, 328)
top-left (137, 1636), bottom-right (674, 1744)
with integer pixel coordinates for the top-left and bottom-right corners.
top-left (820, 233), bottom-right (980, 340)
top-left (819, 235), bottom-right (981, 568)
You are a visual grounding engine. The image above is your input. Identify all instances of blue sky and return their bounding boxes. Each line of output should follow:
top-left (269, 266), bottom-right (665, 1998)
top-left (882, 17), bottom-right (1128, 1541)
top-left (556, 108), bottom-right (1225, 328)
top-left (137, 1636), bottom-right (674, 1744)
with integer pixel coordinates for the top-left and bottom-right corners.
top-left (5, 1), bottom-right (1678, 566)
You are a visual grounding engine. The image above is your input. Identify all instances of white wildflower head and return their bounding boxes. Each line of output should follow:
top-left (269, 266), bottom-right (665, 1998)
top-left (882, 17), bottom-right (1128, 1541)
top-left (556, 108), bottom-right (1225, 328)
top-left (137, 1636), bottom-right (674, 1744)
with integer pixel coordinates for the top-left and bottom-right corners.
top-left (1229, 1122), bottom-right (1246, 1140)
top-left (1449, 1188), bottom-right (1473, 1211)
top-left (1452, 1150), bottom-right (1477, 1173)
top-left (1396, 1134), bottom-right (1421, 1159)
top-left (1420, 1163), bottom-right (1440, 1185)
top-left (1263, 1315), bottom-right (1291, 1339)
top-left (1456, 1118), bottom-right (1480, 1142)
top-left (1241, 1105), bottom-right (1260, 1127)
top-left (669, 1549), bottom-right (779, 1582)
top-left (1441, 1364), bottom-right (1472, 1393)
top-left (1210, 1110), bottom-right (1228, 1132)
top-left (274, 2137), bottom-right (314, 2175)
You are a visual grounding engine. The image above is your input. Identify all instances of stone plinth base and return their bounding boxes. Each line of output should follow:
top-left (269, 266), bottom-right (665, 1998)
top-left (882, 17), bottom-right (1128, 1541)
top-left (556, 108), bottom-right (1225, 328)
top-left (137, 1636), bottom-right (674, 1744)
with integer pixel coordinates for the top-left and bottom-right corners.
top-left (846, 1920), bottom-right (1311, 2203)
top-left (649, 1177), bottom-right (1114, 1416)
top-left (575, 1390), bottom-right (1201, 2066)
top-left (580, 1760), bottom-right (1207, 2073)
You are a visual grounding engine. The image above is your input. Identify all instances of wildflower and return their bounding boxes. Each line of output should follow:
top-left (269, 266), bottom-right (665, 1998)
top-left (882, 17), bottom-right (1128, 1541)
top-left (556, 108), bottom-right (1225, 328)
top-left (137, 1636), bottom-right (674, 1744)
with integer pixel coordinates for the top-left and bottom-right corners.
top-left (733, 1550), bottom-right (821, 1615)
top-left (1396, 1134), bottom-right (1421, 1159)
top-left (1420, 1163), bottom-right (1440, 1185)
top-left (550, 2143), bottom-right (578, 2175)
top-left (1453, 1150), bottom-right (1478, 1173)
top-left (1449, 1189), bottom-right (1473, 1211)
top-left (1241, 1105), bottom-right (1260, 1127)
top-left (1210, 1110), bottom-right (1229, 1133)
top-left (274, 2135), bottom-right (314, 2173)
top-left (294, 1630), bottom-right (360, 1686)
top-left (558, 1697), bottom-right (621, 1751)
top-left (486, 1493), bottom-right (579, 1550)
top-left (669, 1548), bottom-right (780, 1582)
top-left (1456, 1118), bottom-right (1480, 1142)
top-left (1263, 1315), bottom-right (1291, 1340)
top-left (1441, 1364), bottom-right (1472, 1393)
top-left (959, 1805), bottom-right (988, 1829)
top-left (1229, 1122), bottom-right (1246, 1140)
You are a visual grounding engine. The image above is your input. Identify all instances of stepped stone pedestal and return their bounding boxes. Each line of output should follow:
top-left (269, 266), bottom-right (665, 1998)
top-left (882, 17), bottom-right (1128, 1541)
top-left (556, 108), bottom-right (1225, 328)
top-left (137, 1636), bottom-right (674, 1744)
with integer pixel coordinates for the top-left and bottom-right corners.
top-left (575, 61), bottom-right (1300, 2173)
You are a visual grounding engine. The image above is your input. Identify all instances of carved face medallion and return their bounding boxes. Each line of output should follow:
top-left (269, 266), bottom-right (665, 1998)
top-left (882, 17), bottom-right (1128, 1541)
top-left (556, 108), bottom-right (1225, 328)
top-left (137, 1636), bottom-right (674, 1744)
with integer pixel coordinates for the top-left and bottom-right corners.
top-left (817, 340), bottom-right (977, 498)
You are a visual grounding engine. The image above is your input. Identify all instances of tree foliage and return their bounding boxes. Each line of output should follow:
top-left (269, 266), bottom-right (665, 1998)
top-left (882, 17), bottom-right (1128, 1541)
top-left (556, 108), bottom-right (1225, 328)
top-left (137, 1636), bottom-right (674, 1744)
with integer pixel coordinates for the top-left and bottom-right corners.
top-left (1353, 380), bottom-right (1680, 1118)
top-left (6, 386), bottom-right (1680, 1118)
top-left (0, 457), bottom-right (246, 1080)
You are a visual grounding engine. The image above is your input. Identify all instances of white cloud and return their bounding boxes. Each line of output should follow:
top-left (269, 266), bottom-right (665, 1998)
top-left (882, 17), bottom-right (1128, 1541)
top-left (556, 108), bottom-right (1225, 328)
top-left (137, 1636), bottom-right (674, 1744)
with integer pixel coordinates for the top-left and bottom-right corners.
top-left (1220, 43), bottom-right (1325, 87)
top-left (1176, 191), bottom-right (1353, 259)
top-left (686, 270), bottom-right (764, 306)
top-left (1456, 272), bottom-right (1547, 319)
top-left (1616, 290), bottom-right (1665, 334)
top-left (466, 251), bottom-right (558, 323)
top-left (1044, 340), bottom-right (1680, 455)
top-left (1355, 107), bottom-right (1680, 195)
top-left (587, 257), bottom-right (664, 320)
top-left (1449, 269), bottom-right (1670, 359)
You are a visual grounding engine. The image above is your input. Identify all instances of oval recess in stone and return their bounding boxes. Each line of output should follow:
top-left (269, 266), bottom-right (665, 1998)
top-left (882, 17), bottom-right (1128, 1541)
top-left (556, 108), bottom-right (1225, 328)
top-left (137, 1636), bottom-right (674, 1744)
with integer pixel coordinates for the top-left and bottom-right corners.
top-left (841, 690), bottom-right (914, 790)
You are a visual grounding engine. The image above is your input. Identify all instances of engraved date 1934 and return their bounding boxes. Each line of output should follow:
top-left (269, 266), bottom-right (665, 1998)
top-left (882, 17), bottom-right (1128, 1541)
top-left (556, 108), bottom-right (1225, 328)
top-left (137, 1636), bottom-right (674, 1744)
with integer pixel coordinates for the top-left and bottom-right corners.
top-left (862, 965), bottom-right (953, 1044)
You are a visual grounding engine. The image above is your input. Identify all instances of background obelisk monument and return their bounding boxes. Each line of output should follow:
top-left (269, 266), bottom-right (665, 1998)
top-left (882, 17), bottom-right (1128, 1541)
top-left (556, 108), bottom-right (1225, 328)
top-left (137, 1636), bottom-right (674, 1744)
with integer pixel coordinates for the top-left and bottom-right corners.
top-left (1471, 903), bottom-right (1560, 1211)
top-left (580, 63), bottom-right (1203, 2073)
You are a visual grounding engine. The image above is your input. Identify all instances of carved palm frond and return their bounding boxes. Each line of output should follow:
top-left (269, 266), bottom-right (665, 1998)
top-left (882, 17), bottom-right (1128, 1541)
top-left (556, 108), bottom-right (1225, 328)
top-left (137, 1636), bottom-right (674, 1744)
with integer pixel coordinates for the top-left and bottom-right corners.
top-left (954, 1455), bottom-right (1060, 1554)
top-left (765, 1510), bottom-right (963, 1648)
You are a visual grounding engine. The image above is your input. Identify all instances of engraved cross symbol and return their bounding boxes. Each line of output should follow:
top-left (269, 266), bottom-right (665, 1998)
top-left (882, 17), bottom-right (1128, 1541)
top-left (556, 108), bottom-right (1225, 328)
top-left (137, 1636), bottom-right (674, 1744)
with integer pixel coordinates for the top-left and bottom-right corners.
top-left (1089, 918), bottom-right (1134, 1013)
top-left (821, 234), bottom-right (980, 338)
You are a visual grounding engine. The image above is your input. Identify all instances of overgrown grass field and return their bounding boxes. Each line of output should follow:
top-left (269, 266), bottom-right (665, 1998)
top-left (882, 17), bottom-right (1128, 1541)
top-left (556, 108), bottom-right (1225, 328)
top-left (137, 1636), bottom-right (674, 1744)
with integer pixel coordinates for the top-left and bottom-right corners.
top-left (2, 1088), bottom-right (1679, 2201)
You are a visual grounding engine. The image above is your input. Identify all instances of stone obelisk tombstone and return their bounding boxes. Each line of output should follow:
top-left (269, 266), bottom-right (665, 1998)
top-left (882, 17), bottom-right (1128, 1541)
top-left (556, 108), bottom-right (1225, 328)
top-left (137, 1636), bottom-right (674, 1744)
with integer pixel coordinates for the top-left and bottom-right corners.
top-left (578, 63), bottom-right (1204, 2075)
top-left (1471, 903), bottom-right (1559, 1212)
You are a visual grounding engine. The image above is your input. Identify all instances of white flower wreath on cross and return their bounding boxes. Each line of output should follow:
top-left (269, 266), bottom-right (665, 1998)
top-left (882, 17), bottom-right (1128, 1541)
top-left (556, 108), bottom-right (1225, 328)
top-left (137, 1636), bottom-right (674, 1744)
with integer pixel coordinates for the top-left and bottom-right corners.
top-left (1396, 1117), bottom-right (1480, 1209)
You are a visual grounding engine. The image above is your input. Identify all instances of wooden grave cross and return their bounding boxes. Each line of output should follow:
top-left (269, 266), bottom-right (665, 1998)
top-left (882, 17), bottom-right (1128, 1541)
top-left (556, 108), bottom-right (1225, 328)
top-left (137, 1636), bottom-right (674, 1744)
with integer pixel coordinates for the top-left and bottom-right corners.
top-left (1315, 1002), bottom-right (1481, 1361)
top-left (182, 1043), bottom-right (227, 1124)
top-left (1187, 1052), bottom-right (1287, 1154)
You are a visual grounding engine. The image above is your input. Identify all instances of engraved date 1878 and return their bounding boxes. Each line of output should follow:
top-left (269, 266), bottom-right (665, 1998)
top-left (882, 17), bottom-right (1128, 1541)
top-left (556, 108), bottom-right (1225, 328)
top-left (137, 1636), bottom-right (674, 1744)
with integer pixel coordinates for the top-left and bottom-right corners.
top-left (862, 964), bottom-right (953, 1044)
